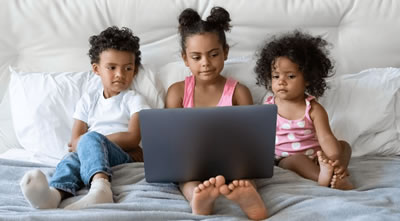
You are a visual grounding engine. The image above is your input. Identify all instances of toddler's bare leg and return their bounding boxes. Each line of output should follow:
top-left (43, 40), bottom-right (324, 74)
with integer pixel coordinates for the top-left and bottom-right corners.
top-left (331, 172), bottom-right (354, 190)
top-left (180, 175), bottom-right (225, 215)
top-left (220, 180), bottom-right (268, 220)
top-left (333, 141), bottom-right (352, 175)
top-left (331, 174), bottom-right (355, 190)
top-left (278, 154), bottom-right (321, 182)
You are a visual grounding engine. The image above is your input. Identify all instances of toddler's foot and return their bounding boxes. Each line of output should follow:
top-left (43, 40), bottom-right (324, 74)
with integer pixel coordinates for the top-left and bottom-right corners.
top-left (331, 174), bottom-right (354, 190)
top-left (64, 178), bottom-right (113, 210)
top-left (191, 175), bottom-right (225, 215)
top-left (220, 180), bottom-right (268, 220)
top-left (20, 169), bottom-right (61, 209)
top-left (317, 151), bottom-right (334, 187)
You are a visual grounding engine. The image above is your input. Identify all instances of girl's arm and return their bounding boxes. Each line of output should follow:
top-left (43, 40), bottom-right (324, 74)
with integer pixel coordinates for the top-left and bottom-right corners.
top-left (233, 83), bottom-right (253, 105)
top-left (106, 112), bottom-right (143, 161)
top-left (69, 119), bottom-right (88, 152)
top-left (310, 101), bottom-right (343, 164)
top-left (165, 81), bottom-right (185, 108)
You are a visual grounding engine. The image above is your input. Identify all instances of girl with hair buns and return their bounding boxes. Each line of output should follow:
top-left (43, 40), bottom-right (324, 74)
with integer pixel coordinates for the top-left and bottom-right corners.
top-left (165, 6), bottom-right (268, 220)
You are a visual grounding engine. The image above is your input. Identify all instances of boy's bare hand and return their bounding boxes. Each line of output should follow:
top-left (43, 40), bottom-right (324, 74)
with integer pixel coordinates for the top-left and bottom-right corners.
top-left (68, 141), bottom-right (76, 152)
top-left (129, 147), bottom-right (144, 162)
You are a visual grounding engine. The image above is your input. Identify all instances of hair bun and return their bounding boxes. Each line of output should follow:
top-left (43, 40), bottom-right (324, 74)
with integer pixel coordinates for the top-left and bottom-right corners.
top-left (206, 7), bottom-right (231, 31)
top-left (178, 8), bottom-right (201, 31)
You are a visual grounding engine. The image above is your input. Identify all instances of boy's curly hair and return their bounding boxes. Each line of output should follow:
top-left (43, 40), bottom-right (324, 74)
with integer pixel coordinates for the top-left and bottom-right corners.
top-left (88, 26), bottom-right (141, 68)
top-left (255, 30), bottom-right (334, 98)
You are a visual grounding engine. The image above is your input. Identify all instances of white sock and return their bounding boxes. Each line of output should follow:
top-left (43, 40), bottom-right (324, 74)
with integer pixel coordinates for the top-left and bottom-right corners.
top-left (64, 178), bottom-right (113, 210)
top-left (20, 169), bottom-right (61, 209)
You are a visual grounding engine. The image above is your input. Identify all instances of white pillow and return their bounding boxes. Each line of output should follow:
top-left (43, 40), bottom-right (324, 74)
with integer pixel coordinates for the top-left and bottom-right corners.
top-left (8, 65), bottom-right (163, 164)
top-left (0, 89), bottom-right (22, 154)
top-left (320, 68), bottom-right (400, 157)
top-left (156, 56), bottom-right (268, 104)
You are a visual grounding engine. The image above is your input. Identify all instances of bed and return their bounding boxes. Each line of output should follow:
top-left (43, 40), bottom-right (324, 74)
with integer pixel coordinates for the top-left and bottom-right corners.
top-left (0, 0), bottom-right (399, 220)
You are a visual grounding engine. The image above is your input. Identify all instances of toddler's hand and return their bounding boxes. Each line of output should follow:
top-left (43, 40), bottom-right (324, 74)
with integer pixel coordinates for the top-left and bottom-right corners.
top-left (331, 160), bottom-right (347, 179)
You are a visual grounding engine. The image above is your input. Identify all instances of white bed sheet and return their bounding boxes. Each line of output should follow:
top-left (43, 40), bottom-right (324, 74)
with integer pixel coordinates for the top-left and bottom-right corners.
top-left (0, 156), bottom-right (399, 220)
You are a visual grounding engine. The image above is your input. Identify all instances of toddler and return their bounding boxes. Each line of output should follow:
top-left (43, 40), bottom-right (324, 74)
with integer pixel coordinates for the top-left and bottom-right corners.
top-left (255, 30), bottom-right (354, 190)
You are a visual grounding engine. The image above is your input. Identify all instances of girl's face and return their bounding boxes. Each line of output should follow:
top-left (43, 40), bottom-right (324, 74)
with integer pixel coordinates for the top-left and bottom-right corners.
top-left (271, 56), bottom-right (307, 101)
top-left (92, 49), bottom-right (136, 98)
top-left (182, 32), bottom-right (228, 82)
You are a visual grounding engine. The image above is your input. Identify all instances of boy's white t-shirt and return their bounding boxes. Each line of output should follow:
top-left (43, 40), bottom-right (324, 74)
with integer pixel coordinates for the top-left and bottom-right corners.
top-left (73, 89), bottom-right (150, 136)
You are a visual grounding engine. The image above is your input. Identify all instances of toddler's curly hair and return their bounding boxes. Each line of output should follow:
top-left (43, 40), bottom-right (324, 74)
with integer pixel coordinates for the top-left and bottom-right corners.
top-left (255, 30), bottom-right (334, 98)
top-left (88, 26), bottom-right (141, 68)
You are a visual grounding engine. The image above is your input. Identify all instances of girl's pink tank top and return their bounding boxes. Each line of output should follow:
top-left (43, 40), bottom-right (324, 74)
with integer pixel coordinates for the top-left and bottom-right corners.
top-left (182, 75), bottom-right (238, 108)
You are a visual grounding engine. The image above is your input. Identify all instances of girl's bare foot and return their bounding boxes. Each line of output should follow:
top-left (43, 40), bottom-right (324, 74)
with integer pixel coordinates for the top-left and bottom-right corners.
top-left (317, 151), bottom-right (334, 187)
top-left (191, 175), bottom-right (225, 215)
top-left (220, 180), bottom-right (268, 220)
top-left (331, 174), bottom-right (354, 190)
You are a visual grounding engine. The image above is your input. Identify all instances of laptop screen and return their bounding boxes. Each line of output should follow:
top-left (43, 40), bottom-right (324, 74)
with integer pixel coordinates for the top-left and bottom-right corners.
top-left (139, 104), bottom-right (277, 183)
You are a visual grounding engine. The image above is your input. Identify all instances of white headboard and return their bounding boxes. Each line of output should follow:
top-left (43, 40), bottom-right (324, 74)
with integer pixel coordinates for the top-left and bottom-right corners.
top-left (1, 0), bottom-right (399, 101)
top-left (1, 0), bottom-right (400, 156)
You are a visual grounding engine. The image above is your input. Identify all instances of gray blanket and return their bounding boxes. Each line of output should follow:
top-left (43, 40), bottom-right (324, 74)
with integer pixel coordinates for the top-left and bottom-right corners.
top-left (1, 156), bottom-right (399, 220)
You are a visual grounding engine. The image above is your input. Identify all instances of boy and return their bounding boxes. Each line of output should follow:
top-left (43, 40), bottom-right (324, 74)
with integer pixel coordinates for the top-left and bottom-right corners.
top-left (20, 26), bottom-right (150, 209)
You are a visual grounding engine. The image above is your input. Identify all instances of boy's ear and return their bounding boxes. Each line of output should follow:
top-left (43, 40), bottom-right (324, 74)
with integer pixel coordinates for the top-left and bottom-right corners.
top-left (182, 52), bottom-right (189, 67)
top-left (134, 65), bottom-right (139, 75)
top-left (92, 63), bottom-right (100, 76)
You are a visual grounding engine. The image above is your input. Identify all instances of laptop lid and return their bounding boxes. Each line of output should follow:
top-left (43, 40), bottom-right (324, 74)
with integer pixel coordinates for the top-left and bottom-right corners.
top-left (139, 104), bottom-right (277, 183)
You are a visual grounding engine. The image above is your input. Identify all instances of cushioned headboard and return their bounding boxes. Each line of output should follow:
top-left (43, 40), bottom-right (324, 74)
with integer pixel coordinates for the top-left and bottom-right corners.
top-left (1, 0), bottom-right (400, 157)
top-left (1, 0), bottom-right (399, 102)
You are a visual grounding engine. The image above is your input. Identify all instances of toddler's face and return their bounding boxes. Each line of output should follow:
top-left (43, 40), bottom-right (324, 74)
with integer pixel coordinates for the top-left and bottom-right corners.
top-left (92, 49), bottom-right (136, 98)
top-left (182, 32), bottom-right (228, 82)
top-left (271, 56), bottom-right (307, 101)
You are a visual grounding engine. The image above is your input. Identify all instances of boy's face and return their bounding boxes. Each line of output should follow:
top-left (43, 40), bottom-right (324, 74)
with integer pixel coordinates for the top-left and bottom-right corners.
top-left (92, 49), bottom-right (136, 98)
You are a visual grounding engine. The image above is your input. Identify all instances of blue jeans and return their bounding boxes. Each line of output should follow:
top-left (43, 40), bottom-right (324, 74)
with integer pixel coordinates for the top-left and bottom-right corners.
top-left (49, 131), bottom-right (133, 195)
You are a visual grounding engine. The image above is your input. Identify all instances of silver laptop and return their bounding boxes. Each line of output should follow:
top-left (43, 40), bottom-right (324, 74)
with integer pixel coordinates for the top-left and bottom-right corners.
top-left (139, 104), bottom-right (277, 183)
